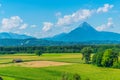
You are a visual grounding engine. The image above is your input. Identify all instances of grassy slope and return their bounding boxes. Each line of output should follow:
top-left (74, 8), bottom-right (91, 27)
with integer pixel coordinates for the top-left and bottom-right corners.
top-left (0, 53), bottom-right (120, 80)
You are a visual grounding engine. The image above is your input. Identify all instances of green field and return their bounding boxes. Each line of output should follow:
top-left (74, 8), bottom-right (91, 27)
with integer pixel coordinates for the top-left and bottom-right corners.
top-left (0, 53), bottom-right (120, 80)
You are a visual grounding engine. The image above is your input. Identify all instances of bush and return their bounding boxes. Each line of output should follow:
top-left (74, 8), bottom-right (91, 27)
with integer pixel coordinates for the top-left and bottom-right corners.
top-left (61, 73), bottom-right (69, 80)
top-left (101, 49), bottom-right (118, 67)
top-left (112, 62), bottom-right (120, 69)
top-left (92, 53), bottom-right (103, 67)
top-left (85, 78), bottom-right (90, 80)
top-left (92, 49), bottom-right (119, 68)
top-left (81, 47), bottom-right (93, 64)
top-left (73, 74), bottom-right (81, 80)
top-left (35, 50), bottom-right (43, 56)
top-left (61, 73), bottom-right (82, 80)
top-left (0, 77), bottom-right (3, 80)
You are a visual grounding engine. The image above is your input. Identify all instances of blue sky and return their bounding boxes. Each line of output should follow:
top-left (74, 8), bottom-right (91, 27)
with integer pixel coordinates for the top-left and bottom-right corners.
top-left (0, 0), bottom-right (120, 38)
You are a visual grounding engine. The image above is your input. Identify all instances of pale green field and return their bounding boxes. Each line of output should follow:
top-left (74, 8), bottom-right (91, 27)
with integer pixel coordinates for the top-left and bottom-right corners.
top-left (0, 53), bottom-right (120, 80)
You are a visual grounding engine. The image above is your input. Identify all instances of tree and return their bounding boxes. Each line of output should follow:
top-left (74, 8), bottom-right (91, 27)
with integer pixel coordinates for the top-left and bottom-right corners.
top-left (81, 47), bottom-right (93, 64)
top-left (92, 52), bottom-right (103, 66)
top-left (35, 50), bottom-right (43, 56)
top-left (101, 49), bottom-right (118, 67)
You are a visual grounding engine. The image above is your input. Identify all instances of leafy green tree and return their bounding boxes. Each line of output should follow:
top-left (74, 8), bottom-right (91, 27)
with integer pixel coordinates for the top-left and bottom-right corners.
top-left (112, 62), bottom-right (120, 69)
top-left (101, 49), bottom-right (118, 67)
top-left (35, 50), bottom-right (43, 56)
top-left (81, 47), bottom-right (93, 64)
top-left (92, 52), bottom-right (103, 66)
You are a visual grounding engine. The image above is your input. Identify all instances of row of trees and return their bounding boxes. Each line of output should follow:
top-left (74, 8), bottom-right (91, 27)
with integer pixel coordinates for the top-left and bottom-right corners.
top-left (92, 49), bottom-right (119, 67)
top-left (0, 44), bottom-right (120, 54)
top-left (81, 47), bottom-right (120, 68)
top-left (34, 46), bottom-right (120, 68)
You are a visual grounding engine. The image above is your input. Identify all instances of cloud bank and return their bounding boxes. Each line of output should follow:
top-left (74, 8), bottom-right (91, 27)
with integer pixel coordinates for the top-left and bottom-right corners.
top-left (42, 3), bottom-right (114, 32)
top-left (97, 4), bottom-right (114, 13)
top-left (42, 22), bottom-right (53, 32)
top-left (96, 18), bottom-right (114, 31)
top-left (1, 16), bottom-right (27, 31)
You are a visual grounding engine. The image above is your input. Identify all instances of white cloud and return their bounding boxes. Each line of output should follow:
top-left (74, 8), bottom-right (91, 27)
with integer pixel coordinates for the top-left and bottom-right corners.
top-left (55, 4), bottom-right (114, 27)
top-left (97, 4), bottom-right (114, 13)
top-left (39, 3), bottom-right (114, 38)
top-left (55, 12), bottom-right (62, 17)
top-left (42, 22), bottom-right (53, 32)
top-left (1, 16), bottom-right (23, 31)
top-left (56, 9), bottom-right (93, 26)
top-left (96, 18), bottom-right (114, 31)
top-left (1, 16), bottom-right (28, 32)
top-left (19, 23), bottom-right (28, 29)
top-left (31, 25), bottom-right (37, 28)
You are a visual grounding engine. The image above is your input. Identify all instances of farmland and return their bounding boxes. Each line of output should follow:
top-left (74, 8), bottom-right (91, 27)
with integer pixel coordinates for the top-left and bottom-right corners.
top-left (0, 53), bottom-right (120, 80)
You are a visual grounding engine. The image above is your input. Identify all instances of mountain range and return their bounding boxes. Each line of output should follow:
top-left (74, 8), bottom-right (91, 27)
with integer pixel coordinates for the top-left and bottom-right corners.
top-left (0, 32), bottom-right (33, 39)
top-left (0, 22), bottom-right (120, 46)
top-left (48, 22), bottom-right (120, 42)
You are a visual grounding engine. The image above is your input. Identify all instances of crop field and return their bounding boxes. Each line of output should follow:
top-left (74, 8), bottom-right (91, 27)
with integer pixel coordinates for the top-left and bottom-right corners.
top-left (0, 53), bottom-right (120, 80)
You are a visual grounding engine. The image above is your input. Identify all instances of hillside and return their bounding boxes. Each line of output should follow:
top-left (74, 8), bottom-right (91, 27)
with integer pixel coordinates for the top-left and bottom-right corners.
top-left (0, 32), bottom-right (33, 39)
top-left (49, 22), bottom-right (120, 42)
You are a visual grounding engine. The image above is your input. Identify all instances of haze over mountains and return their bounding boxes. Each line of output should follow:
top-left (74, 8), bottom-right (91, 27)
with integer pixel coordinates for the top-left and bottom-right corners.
top-left (0, 32), bottom-right (33, 39)
top-left (49, 22), bottom-right (120, 42)
top-left (0, 22), bottom-right (120, 46)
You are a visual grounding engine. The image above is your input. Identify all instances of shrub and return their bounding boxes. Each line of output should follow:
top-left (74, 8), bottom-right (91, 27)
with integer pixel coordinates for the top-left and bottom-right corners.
top-left (61, 72), bottom-right (69, 80)
top-left (85, 78), bottom-right (90, 80)
top-left (92, 53), bottom-right (103, 67)
top-left (35, 50), bottom-right (43, 56)
top-left (73, 74), bottom-right (81, 80)
top-left (101, 49), bottom-right (118, 67)
top-left (112, 62), bottom-right (120, 69)
top-left (0, 77), bottom-right (3, 80)
top-left (81, 47), bottom-right (93, 64)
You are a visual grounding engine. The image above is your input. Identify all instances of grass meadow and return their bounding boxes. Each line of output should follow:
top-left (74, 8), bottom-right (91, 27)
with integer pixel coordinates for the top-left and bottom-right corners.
top-left (0, 53), bottom-right (120, 80)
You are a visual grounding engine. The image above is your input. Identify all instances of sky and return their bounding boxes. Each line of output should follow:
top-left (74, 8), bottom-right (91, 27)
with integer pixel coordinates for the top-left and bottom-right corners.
top-left (0, 0), bottom-right (120, 38)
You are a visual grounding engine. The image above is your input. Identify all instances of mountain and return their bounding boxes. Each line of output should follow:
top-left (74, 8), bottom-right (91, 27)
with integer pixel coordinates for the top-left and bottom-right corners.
top-left (0, 32), bottom-right (33, 39)
top-left (48, 22), bottom-right (120, 42)
top-left (1, 22), bottom-right (120, 46)
top-left (0, 38), bottom-right (83, 46)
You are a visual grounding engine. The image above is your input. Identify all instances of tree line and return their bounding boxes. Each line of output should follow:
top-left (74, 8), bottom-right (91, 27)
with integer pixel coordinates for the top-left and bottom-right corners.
top-left (81, 47), bottom-right (120, 69)
top-left (0, 44), bottom-right (120, 54)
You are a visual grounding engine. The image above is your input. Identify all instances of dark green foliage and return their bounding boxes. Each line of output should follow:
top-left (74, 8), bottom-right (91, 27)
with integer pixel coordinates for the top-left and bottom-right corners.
top-left (62, 73), bottom-right (81, 80)
top-left (92, 53), bottom-right (103, 66)
top-left (85, 78), bottom-right (90, 80)
top-left (0, 44), bottom-right (120, 55)
top-left (112, 62), bottom-right (120, 69)
top-left (73, 74), bottom-right (81, 80)
top-left (81, 47), bottom-right (93, 64)
top-left (0, 77), bottom-right (3, 80)
top-left (35, 50), bottom-right (43, 56)
top-left (101, 49), bottom-right (118, 67)
top-left (92, 49), bottom-right (119, 68)
top-left (61, 73), bottom-right (69, 80)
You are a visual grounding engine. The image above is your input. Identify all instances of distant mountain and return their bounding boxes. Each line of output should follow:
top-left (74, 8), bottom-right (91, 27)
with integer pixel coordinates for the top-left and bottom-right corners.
top-left (1, 22), bottom-right (120, 46)
top-left (0, 32), bottom-right (33, 39)
top-left (0, 38), bottom-right (82, 46)
top-left (48, 22), bottom-right (120, 42)
top-left (0, 38), bottom-right (120, 46)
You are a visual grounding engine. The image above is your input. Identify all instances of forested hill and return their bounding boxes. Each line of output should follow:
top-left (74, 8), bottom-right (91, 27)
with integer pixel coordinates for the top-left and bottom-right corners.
top-left (0, 38), bottom-right (120, 46)
top-left (0, 38), bottom-right (78, 46)
top-left (0, 44), bottom-right (120, 54)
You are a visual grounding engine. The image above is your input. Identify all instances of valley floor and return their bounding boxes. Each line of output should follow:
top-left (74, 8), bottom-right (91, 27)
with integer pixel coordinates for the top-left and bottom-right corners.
top-left (0, 53), bottom-right (120, 80)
